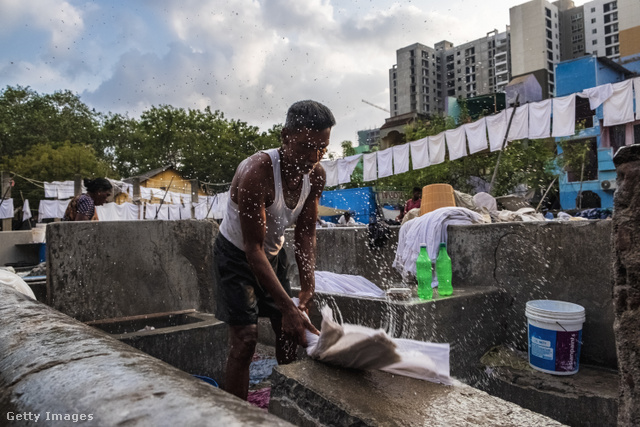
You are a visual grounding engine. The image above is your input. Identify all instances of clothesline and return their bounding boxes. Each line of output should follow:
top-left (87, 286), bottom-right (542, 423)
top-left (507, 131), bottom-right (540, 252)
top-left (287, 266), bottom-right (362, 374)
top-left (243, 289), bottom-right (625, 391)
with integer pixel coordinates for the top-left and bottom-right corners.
top-left (327, 77), bottom-right (640, 185)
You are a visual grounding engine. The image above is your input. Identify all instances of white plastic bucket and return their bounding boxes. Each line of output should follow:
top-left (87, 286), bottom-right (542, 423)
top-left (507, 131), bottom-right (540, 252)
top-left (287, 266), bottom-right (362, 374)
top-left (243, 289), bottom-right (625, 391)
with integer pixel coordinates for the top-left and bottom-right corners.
top-left (31, 224), bottom-right (46, 243)
top-left (525, 300), bottom-right (585, 375)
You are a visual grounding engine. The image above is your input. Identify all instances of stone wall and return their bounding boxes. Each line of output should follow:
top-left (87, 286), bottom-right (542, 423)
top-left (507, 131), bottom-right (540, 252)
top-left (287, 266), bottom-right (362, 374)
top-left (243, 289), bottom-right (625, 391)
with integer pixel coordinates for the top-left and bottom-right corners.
top-left (46, 220), bottom-right (218, 321)
top-left (0, 285), bottom-right (291, 426)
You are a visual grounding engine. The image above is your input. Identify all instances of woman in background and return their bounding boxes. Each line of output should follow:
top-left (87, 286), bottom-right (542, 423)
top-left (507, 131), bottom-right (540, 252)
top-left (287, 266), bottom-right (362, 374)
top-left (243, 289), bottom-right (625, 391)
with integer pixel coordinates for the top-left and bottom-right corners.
top-left (63, 178), bottom-right (112, 221)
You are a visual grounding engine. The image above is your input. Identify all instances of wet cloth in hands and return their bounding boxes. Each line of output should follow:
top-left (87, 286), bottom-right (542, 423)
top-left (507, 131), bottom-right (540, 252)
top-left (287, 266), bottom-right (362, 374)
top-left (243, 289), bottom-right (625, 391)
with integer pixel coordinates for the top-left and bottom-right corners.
top-left (305, 306), bottom-right (452, 385)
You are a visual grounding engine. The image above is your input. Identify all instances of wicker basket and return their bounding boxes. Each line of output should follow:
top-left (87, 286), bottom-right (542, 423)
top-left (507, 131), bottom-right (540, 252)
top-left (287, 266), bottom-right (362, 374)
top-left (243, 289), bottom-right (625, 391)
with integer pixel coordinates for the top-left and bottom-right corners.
top-left (420, 184), bottom-right (456, 215)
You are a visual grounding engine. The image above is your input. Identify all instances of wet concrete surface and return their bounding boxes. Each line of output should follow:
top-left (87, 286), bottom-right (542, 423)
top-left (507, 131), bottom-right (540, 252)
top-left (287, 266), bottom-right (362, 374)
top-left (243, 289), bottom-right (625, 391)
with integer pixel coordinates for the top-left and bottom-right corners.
top-left (270, 359), bottom-right (566, 426)
top-left (0, 285), bottom-right (292, 426)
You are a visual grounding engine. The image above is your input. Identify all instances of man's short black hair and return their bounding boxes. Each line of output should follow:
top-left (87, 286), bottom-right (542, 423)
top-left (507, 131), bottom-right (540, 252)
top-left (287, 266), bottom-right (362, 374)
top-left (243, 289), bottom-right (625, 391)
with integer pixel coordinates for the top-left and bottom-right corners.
top-left (413, 187), bottom-right (422, 193)
top-left (284, 100), bottom-right (336, 131)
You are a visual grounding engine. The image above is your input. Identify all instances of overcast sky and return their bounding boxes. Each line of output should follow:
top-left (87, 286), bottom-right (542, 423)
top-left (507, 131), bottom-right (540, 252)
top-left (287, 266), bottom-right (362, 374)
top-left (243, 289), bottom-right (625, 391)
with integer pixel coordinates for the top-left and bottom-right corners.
top-left (0, 0), bottom-right (585, 155)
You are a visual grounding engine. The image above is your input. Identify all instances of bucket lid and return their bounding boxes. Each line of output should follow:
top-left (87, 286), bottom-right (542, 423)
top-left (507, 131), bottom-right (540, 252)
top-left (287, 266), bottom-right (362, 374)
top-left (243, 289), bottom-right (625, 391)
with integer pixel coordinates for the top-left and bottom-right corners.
top-left (526, 300), bottom-right (585, 315)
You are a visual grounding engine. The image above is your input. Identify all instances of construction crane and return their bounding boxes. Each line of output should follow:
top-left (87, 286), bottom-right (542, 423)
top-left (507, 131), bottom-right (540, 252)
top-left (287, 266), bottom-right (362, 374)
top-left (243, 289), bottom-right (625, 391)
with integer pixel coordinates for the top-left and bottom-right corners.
top-left (361, 99), bottom-right (390, 113)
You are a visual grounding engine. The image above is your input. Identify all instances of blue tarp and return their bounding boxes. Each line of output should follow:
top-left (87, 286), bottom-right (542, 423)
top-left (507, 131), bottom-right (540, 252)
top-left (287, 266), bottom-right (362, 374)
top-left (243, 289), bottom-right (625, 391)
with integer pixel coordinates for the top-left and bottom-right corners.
top-left (319, 187), bottom-right (376, 224)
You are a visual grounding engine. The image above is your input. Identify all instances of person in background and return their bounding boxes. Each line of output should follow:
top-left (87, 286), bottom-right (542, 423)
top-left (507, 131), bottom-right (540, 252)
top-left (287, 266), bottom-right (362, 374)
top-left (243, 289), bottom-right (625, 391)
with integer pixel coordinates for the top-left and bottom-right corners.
top-left (338, 211), bottom-right (356, 225)
top-left (63, 178), bottom-right (112, 221)
top-left (405, 187), bottom-right (422, 214)
top-left (213, 100), bottom-right (334, 400)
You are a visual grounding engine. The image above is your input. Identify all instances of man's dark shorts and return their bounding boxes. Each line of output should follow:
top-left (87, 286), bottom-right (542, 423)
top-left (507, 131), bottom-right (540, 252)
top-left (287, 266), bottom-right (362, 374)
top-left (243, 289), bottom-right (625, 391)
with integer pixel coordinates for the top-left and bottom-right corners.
top-left (213, 233), bottom-right (292, 326)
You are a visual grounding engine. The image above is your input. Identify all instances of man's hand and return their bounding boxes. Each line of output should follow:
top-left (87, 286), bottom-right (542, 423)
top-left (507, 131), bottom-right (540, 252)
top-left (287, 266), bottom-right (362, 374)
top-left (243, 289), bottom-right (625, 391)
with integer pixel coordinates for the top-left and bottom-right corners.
top-left (297, 289), bottom-right (314, 314)
top-left (281, 304), bottom-right (319, 347)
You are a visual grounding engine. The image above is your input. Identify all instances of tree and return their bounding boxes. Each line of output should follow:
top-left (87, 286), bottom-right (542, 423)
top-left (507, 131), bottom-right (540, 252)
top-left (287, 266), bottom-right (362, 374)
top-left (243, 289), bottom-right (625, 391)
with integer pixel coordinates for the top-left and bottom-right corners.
top-left (0, 86), bottom-right (101, 158)
top-left (1, 142), bottom-right (114, 207)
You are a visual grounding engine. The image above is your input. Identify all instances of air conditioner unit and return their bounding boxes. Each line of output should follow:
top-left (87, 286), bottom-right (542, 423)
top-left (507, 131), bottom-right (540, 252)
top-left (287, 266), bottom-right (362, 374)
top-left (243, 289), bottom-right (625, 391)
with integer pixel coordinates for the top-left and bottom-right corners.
top-left (600, 180), bottom-right (617, 191)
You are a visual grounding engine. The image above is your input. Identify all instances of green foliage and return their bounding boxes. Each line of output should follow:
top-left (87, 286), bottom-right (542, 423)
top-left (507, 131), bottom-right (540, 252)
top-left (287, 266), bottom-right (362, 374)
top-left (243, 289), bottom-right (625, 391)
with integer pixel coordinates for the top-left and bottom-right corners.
top-left (1, 142), bottom-right (113, 205)
top-left (0, 86), bottom-right (101, 158)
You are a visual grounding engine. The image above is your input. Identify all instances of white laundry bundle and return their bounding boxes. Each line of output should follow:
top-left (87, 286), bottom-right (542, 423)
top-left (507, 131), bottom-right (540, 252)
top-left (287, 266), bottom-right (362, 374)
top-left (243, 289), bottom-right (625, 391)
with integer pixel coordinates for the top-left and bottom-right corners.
top-left (305, 306), bottom-right (452, 385)
top-left (0, 269), bottom-right (36, 300)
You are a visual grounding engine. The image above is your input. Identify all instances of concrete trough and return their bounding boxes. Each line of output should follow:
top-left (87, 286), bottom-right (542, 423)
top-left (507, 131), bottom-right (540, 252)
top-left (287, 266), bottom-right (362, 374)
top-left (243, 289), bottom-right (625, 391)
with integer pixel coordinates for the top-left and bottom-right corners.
top-left (86, 310), bottom-right (229, 387)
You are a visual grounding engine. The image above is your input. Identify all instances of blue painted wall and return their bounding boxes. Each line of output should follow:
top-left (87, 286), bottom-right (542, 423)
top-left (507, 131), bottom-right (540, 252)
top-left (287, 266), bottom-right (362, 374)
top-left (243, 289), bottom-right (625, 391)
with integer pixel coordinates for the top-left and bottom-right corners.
top-left (554, 56), bottom-right (630, 209)
top-left (320, 187), bottom-right (376, 224)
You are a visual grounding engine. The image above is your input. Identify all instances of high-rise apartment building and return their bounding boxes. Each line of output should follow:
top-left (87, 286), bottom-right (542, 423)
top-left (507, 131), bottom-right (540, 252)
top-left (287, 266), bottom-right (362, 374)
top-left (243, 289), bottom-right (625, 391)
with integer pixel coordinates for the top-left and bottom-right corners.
top-left (388, 29), bottom-right (511, 118)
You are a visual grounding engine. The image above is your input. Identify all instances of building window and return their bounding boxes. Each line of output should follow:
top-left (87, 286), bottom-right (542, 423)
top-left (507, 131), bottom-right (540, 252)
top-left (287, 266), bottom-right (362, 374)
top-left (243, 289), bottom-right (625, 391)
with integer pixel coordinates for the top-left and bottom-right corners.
top-left (548, 51), bottom-right (553, 60)
top-left (634, 124), bottom-right (640, 144)
top-left (609, 124), bottom-right (626, 152)
top-left (591, 7), bottom-right (595, 12)
top-left (545, 7), bottom-right (551, 18)
top-left (591, 18), bottom-right (596, 23)
top-left (592, 29), bottom-right (597, 34)
top-left (547, 29), bottom-right (552, 39)
top-left (546, 18), bottom-right (552, 29)
top-left (547, 40), bottom-right (553, 49)
top-left (592, 39), bottom-right (598, 45)
top-left (548, 61), bottom-right (554, 71)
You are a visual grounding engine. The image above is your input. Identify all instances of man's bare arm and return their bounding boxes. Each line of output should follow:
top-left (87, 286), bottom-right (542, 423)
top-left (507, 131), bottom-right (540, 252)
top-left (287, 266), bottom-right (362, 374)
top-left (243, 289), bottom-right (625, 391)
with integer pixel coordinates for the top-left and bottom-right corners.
top-left (294, 163), bottom-right (325, 313)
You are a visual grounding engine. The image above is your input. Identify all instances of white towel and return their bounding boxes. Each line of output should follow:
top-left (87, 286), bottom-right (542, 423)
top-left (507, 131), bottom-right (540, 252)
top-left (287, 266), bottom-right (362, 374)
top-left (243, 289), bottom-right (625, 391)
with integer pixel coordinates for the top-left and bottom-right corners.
top-left (486, 110), bottom-right (507, 152)
top-left (338, 154), bottom-right (362, 184)
top-left (169, 191), bottom-right (182, 205)
top-left (363, 153), bottom-right (377, 182)
top-left (44, 181), bottom-right (78, 199)
top-left (392, 144), bottom-right (410, 174)
top-left (0, 198), bottom-right (14, 219)
top-left (506, 104), bottom-right (529, 142)
top-left (96, 202), bottom-right (140, 221)
top-left (377, 147), bottom-right (394, 178)
top-left (22, 200), bottom-right (32, 222)
top-left (321, 160), bottom-right (339, 187)
top-left (393, 207), bottom-right (484, 276)
top-left (212, 191), bottom-right (229, 220)
top-left (429, 132), bottom-right (446, 165)
top-left (464, 119), bottom-right (488, 155)
top-left (445, 127), bottom-right (467, 161)
top-left (578, 83), bottom-right (613, 110)
top-left (181, 192), bottom-right (192, 204)
top-left (528, 99), bottom-right (551, 139)
top-left (409, 137), bottom-right (430, 169)
top-left (603, 80), bottom-right (635, 126)
top-left (38, 199), bottom-right (71, 220)
top-left (635, 78), bottom-right (640, 120)
top-left (552, 94), bottom-right (576, 137)
top-left (140, 187), bottom-right (152, 200)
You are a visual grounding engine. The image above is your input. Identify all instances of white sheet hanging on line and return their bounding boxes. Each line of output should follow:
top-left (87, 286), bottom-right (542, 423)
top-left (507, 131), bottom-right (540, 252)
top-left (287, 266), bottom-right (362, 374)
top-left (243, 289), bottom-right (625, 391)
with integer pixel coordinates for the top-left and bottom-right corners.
top-left (409, 137), bottom-right (430, 169)
top-left (96, 202), bottom-right (140, 221)
top-left (139, 187), bottom-right (152, 200)
top-left (528, 99), bottom-right (552, 139)
top-left (44, 181), bottom-right (78, 199)
top-left (635, 78), bottom-right (640, 120)
top-left (578, 83), bottom-right (613, 110)
top-left (506, 104), bottom-right (529, 142)
top-left (486, 110), bottom-right (507, 152)
top-left (321, 160), bottom-right (339, 187)
top-left (444, 126), bottom-right (467, 161)
top-left (603, 80), bottom-right (635, 126)
top-left (392, 144), bottom-right (410, 174)
top-left (338, 154), bottom-right (362, 184)
top-left (0, 198), bottom-right (14, 219)
top-left (464, 118), bottom-right (488, 155)
top-left (551, 94), bottom-right (576, 137)
top-left (170, 192), bottom-right (182, 205)
top-left (363, 153), bottom-right (377, 182)
top-left (22, 200), bottom-right (32, 222)
top-left (377, 147), bottom-right (394, 178)
top-left (38, 199), bottom-right (71, 220)
top-left (429, 132), bottom-right (446, 164)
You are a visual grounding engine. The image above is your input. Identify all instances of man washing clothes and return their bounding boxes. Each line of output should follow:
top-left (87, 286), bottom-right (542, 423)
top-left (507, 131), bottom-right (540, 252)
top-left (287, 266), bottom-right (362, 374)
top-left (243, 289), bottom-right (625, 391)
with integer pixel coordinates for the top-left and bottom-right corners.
top-left (214, 100), bottom-right (335, 400)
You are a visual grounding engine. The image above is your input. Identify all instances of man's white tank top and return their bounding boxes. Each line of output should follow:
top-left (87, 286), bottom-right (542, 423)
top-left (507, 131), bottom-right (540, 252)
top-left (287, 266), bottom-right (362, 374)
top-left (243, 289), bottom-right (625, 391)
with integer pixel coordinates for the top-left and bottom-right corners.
top-left (219, 148), bottom-right (311, 256)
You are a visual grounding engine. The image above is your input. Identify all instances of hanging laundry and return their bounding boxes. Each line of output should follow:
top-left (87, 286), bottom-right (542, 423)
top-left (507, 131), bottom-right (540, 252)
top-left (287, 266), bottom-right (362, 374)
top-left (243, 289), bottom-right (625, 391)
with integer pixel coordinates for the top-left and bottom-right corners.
top-left (321, 160), bottom-right (339, 187)
top-left (409, 137), bottom-right (430, 170)
top-left (578, 83), bottom-right (613, 110)
top-left (445, 126), bottom-right (467, 161)
top-left (464, 118), bottom-right (488, 155)
top-left (392, 144), bottom-right (410, 174)
top-left (603, 80), bottom-right (635, 126)
top-left (551, 94), bottom-right (576, 137)
top-left (506, 104), bottom-right (529, 142)
top-left (363, 153), bottom-right (377, 181)
top-left (528, 99), bottom-right (552, 139)
top-left (337, 154), bottom-right (362, 184)
top-left (486, 110), bottom-right (507, 152)
top-left (96, 202), bottom-right (140, 221)
top-left (44, 181), bottom-right (78, 199)
top-left (0, 198), bottom-right (14, 219)
top-left (38, 199), bottom-right (71, 220)
top-left (377, 147), bottom-right (394, 178)
top-left (22, 200), bottom-right (32, 222)
top-left (139, 187), bottom-right (152, 200)
top-left (170, 191), bottom-right (182, 205)
top-left (429, 132), bottom-right (446, 164)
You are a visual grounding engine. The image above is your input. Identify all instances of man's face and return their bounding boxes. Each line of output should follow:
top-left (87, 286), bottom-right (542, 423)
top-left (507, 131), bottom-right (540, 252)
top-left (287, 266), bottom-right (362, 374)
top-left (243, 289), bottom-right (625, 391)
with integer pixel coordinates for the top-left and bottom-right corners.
top-left (413, 190), bottom-right (421, 200)
top-left (282, 127), bottom-right (331, 173)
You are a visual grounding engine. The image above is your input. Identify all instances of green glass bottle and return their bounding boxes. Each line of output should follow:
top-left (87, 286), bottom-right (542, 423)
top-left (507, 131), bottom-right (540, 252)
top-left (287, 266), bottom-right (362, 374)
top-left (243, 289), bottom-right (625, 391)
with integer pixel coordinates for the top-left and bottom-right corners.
top-left (416, 244), bottom-right (433, 300)
top-left (436, 242), bottom-right (453, 296)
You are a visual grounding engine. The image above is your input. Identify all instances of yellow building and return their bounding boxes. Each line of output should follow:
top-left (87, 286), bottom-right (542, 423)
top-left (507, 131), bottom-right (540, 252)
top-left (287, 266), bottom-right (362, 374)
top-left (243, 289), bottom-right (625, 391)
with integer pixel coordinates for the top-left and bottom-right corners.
top-left (116, 166), bottom-right (207, 204)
